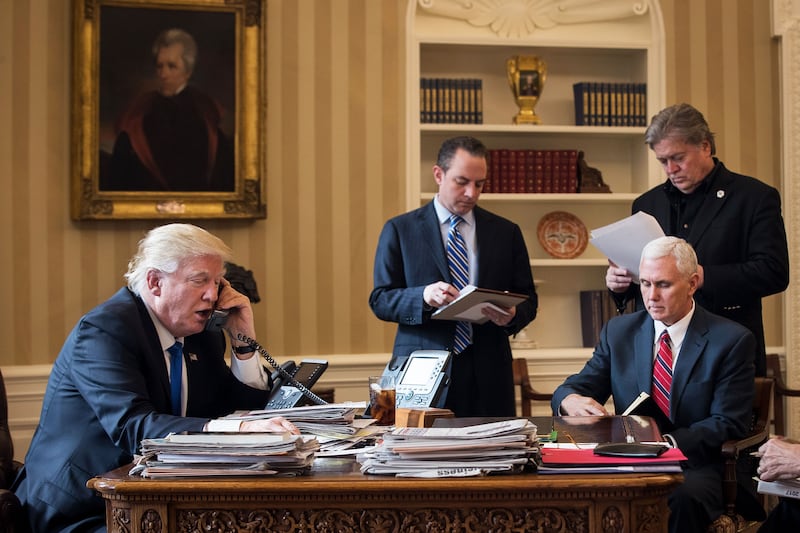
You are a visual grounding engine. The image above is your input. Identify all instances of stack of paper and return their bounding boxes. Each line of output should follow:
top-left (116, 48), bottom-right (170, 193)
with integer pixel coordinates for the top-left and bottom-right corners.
top-left (223, 401), bottom-right (381, 457)
top-left (224, 402), bottom-right (366, 436)
top-left (131, 431), bottom-right (318, 478)
top-left (356, 419), bottom-right (539, 478)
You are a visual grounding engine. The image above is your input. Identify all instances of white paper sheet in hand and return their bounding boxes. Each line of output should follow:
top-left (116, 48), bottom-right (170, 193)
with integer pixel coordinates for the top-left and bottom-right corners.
top-left (589, 212), bottom-right (665, 279)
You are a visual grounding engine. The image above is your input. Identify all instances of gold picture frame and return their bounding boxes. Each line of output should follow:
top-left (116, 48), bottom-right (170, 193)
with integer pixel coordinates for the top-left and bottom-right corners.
top-left (71, 0), bottom-right (266, 220)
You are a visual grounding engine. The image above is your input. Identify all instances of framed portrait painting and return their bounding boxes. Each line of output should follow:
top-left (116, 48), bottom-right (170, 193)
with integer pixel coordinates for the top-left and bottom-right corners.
top-left (71, 0), bottom-right (266, 220)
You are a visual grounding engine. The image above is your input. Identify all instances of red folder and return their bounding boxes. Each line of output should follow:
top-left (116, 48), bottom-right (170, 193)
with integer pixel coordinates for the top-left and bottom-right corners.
top-left (539, 447), bottom-right (687, 467)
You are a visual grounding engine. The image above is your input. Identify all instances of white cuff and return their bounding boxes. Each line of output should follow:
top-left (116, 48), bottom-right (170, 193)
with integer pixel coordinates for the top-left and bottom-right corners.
top-left (206, 419), bottom-right (243, 432)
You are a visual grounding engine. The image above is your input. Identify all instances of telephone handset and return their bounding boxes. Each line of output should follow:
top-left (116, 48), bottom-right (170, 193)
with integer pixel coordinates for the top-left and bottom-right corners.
top-left (205, 309), bottom-right (230, 332)
top-left (236, 334), bottom-right (329, 409)
top-left (205, 283), bottom-right (230, 333)
top-left (202, 287), bottom-right (329, 409)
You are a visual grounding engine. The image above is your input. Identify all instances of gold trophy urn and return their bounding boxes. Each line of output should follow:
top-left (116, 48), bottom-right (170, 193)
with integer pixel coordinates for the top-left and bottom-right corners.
top-left (507, 55), bottom-right (547, 124)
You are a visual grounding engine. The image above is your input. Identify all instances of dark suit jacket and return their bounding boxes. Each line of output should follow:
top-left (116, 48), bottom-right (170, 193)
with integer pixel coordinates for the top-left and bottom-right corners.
top-left (14, 288), bottom-right (270, 533)
top-left (369, 202), bottom-right (537, 416)
top-left (621, 160), bottom-right (789, 376)
top-left (551, 305), bottom-right (755, 467)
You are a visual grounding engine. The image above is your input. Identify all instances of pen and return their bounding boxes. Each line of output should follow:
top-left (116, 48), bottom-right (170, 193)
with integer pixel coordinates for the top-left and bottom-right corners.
top-left (621, 391), bottom-right (650, 416)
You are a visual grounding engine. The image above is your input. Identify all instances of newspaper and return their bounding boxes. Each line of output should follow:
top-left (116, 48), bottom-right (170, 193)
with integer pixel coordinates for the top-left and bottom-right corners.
top-left (357, 419), bottom-right (538, 478)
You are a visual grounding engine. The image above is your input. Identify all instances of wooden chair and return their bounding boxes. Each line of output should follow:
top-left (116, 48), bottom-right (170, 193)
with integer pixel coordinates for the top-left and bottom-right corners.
top-left (0, 368), bottom-right (26, 533)
top-left (512, 358), bottom-right (552, 417)
top-left (765, 353), bottom-right (800, 436)
top-left (707, 376), bottom-right (774, 533)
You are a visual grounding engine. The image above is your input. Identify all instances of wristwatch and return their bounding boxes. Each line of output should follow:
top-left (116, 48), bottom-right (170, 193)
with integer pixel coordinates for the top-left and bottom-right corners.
top-left (233, 344), bottom-right (257, 354)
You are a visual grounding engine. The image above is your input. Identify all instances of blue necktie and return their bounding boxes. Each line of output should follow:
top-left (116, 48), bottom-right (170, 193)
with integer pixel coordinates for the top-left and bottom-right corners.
top-left (167, 341), bottom-right (183, 416)
top-left (446, 215), bottom-right (471, 353)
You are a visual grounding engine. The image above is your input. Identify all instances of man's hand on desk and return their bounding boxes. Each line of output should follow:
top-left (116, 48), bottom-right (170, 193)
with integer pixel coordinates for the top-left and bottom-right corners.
top-left (241, 416), bottom-right (300, 435)
top-left (560, 394), bottom-right (610, 416)
top-left (206, 416), bottom-right (300, 435)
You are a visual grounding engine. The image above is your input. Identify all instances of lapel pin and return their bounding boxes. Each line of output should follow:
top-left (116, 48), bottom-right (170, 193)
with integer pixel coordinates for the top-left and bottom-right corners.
top-left (189, 353), bottom-right (198, 362)
top-left (716, 190), bottom-right (725, 198)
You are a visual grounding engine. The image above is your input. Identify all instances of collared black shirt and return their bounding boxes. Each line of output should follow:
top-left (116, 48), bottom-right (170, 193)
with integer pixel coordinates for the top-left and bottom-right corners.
top-left (662, 158), bottom-right (721, 238)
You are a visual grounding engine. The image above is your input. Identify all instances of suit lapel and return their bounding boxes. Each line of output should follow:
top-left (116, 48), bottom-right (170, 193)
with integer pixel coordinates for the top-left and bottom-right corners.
top-left (635, 320), bottom-right (656, 394)
top-left (474, 207), bottom-right (493, 285)
top-left (418, 203), bottom-right (450, 280)
top-left (133, 293), bottom-right (173, 401)
top-left (670, 308), bottom-right (709, 408)
top-left (649, 184), bottom-right (673, 228)
top-left (687, 168), bottom-right (732, 246)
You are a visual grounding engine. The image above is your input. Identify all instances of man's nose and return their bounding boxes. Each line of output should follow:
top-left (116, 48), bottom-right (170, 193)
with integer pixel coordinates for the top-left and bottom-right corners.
top-left (665, 160), bottom-right (679, 174)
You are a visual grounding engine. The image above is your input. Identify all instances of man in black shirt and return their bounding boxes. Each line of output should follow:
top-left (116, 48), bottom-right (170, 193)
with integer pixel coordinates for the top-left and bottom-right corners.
top-left (605, 103), bottom-right (789, 377)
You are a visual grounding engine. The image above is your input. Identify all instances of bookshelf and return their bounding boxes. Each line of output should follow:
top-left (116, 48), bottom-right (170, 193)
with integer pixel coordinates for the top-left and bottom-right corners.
top-left (406, 0), bottom-right (666, 355)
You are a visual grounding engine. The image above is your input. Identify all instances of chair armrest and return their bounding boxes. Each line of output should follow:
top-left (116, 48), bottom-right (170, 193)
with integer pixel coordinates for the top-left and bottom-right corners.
top-left (776, 384), bottom-right (800, 397)
top-left (718, 427), bottom-right (770, 517)
top-left (720, 430), bottom-right (769, 459)
top-left (519, 382), bottom-right (552, 402)
top-left (0, 488), bottom-right (23, 533)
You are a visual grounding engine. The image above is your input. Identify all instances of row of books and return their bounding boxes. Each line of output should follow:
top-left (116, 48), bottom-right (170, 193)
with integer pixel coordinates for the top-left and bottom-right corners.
top-left (573, 81), bottom-right (647, 126)
top-left (484, 149), bottom-right (579, 194)
top-left (580, 290), bottom-right (636, 348)
top-left (420, 78), bottom-right (483, 124)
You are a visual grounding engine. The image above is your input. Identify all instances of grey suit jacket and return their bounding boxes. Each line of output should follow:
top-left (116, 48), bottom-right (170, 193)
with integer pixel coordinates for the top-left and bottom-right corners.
top-left (551, 305), bottom-right (755, 466)
top-left (14, 288), bottom-right (270, 533)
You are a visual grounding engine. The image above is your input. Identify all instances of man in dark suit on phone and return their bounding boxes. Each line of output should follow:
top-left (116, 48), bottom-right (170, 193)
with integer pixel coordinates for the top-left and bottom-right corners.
top-left (13, 224), bottom-right (297, 533)
top-left (554, 236), bottom-right (758, 532)
top-left (605, 103), bottom-right (789, 376)
top-left (369, 136), bottom-right (538, 417)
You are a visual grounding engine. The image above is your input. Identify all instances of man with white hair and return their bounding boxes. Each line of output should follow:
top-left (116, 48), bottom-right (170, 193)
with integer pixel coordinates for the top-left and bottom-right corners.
top-left (554, 236), bottom-right (758, 532)
top-left (14, 223), bottom-right (296, 532)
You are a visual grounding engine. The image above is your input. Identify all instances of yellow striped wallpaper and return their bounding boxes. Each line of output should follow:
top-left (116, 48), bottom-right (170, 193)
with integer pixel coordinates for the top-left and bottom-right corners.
top-left (0, 0), bottom-right (782, 367)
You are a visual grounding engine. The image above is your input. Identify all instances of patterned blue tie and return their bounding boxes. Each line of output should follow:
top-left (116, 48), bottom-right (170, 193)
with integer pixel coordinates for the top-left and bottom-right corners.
top-left (167, 341), bottom-right (183, 416)
top-left (446, 215), bottom-right (471, 353)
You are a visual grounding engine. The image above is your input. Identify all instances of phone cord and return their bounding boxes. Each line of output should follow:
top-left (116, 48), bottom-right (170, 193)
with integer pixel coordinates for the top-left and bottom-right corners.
top-left (236, 334), bottom-right (328, 405)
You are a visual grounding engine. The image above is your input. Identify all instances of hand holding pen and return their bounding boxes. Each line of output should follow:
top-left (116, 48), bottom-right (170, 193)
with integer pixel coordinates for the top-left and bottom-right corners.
top-left (754, 436), bottom-right (800, 481)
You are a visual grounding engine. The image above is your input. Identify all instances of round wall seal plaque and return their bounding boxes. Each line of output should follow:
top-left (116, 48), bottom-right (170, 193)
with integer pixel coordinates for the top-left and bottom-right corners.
top-left (537, 211), bottom-right (588, 259)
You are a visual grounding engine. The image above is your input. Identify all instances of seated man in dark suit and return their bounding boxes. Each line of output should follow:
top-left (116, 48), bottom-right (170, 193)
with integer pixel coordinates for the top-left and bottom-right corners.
top-left (13, 223), bottom-right (297, 533)
top-left (553, 236), bottom-right (757, 533)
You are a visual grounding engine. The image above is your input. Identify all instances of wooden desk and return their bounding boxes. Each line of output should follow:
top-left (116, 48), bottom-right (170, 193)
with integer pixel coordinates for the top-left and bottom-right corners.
top-left (88, 416), bottom-right (682, 533)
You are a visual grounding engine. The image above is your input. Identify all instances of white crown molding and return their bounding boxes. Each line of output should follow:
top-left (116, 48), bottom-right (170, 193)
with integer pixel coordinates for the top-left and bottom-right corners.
top-left (417, 0), bottom-right (651, 38)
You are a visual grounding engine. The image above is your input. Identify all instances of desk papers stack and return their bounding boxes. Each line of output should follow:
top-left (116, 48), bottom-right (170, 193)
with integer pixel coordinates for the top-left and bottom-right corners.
top-left (224, 402), bottom-right (366, 437)
top-left (223, 401), bottom-right (382, 456)
top-left (357, 418), bottom-right (539, 478)
top-left (132, 431), bottom-right (318, 478)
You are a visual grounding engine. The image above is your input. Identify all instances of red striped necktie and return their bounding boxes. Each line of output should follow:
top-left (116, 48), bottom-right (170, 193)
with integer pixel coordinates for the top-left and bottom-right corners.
top-left (652, 330), bottom-right (673, 418)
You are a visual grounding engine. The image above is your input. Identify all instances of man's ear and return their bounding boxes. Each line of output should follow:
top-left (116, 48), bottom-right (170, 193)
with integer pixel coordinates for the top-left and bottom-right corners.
top-left (687, 271), bottom-right (700, 294)
top-left (145, 269), bottom-right (163, 296)
top-left (433, 165), bottom-right (445, 185)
